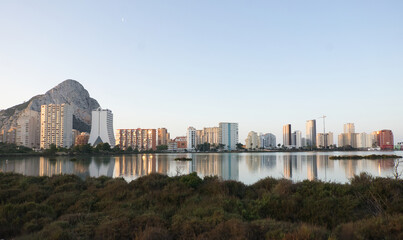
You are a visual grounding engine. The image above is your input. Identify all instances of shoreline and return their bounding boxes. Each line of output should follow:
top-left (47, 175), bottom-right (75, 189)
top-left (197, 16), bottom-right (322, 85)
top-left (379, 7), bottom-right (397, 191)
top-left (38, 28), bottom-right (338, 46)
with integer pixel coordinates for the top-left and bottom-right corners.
top-left (0, 149), bottom-right (401, 158)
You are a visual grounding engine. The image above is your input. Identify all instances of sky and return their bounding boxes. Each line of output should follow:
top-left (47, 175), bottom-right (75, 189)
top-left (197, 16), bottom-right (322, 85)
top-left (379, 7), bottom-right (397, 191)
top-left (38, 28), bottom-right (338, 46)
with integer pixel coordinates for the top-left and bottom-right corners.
top-left (0, 0), bottom-right (402, 143)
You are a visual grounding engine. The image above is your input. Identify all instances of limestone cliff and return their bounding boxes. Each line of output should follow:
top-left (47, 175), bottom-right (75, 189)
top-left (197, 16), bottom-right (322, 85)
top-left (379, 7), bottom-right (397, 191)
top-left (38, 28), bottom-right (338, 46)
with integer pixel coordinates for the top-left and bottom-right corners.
top-left (0, 79), bottom-right (100, 133)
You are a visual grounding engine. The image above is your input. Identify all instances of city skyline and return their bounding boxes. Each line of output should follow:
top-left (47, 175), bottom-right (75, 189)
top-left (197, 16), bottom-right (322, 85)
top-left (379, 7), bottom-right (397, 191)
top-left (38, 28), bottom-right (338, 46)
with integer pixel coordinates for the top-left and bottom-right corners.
top-left (0, 1), bottom-right (402, 142)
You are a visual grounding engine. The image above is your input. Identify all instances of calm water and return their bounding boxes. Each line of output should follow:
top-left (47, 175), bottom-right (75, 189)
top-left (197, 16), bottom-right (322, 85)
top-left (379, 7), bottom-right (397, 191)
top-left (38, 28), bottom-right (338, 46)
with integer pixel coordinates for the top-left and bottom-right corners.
top-left (0, 151), bottom-right (402, 184)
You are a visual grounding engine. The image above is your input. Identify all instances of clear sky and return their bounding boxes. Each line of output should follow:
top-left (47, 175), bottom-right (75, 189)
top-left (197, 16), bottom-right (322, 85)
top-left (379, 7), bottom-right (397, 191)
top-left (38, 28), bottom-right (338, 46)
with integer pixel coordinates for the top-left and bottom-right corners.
top-left (0, 0), bottom-right (402, 143)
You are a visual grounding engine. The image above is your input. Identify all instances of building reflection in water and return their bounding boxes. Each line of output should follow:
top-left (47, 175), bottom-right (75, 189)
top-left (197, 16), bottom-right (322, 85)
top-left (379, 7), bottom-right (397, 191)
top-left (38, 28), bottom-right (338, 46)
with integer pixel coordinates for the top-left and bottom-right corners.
top-left (307, 155), bottom-right (318, 181)
top-left (245, 154), bottom-right (277, 173)
top-left (283, 155), bottom-right (292, 179)
top-left (0, 152), bottom-right (401, 183)
top-left (221, 154), bottom-right (239, 181)
top-left (192, 153), bottom-right (239, 181)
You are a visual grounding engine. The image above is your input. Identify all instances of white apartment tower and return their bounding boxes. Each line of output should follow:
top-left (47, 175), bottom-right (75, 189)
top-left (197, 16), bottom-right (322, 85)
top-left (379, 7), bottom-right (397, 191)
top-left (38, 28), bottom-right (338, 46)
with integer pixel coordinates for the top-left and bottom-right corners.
top-left (187, 126), bottom-right (196, 150)
top-left (89, 108), bottom-right (115, 147)
top-left (219, 122), bottom-right (238, 150)
top-left (294, 130), bottom-right (302, 148)
top-left (40, 104), bottom-right (73, 149)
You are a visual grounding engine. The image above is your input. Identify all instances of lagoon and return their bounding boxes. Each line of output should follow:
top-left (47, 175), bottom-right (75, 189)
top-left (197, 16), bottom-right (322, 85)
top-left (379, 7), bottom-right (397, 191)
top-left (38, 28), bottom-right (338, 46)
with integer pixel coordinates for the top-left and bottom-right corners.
top-left (1, 151), bottom-right (402, 184)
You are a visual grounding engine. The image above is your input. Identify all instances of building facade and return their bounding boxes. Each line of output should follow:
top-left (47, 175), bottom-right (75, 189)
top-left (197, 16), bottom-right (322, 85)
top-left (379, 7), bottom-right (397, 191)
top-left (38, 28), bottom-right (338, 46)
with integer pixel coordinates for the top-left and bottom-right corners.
top-left (115, 129), bottom-right (157, 151)
top-left (218, 122), bottom-right (239, 150)
top-left (283, 124), bottom-right (291, 147)
top-left (203, 127), bottom-right (220, 145)
top-left (344, 123), bottom-right (355, 134)
top-left (377, 130), bottom-right (394, 150)
top-left (88, 108), bottom-right (115, 147)
top-left (16, 110), bottom-right (40, 149)
top-left (306, 120), bottom-right (316, 147)
top-left (316, 132), bottom-right (334, 148)
top-left (245, 131), bottom-right (259, 149)
top-left (259, 133), bottom-right (276, 148)
top-left (174, 136), bottom-right (187, 149)
top-left (187, 127), bottom-right (197, 151)
top-left (157, 128), bottom-right (170, 146)
top-left (357, 132), bottom-right (373, 148)
top-left (40, 104), bottom-right (73, 149)
top-left (294, 130), bottom-right (302, 148)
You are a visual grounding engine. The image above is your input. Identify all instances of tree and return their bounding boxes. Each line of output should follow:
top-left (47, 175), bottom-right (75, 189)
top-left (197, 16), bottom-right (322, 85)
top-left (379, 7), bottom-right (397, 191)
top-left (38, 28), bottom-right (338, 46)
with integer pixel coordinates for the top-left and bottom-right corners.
top-left (236, 143), bottom-right (244, 150)
top-left (393, 159), bottom-right (403, 179)
top-left (197, 142), bottom-right (211, 152)
top-left (112, 145), bottom-right (120, 152)
top-left (157, 145), bottom-right (168, 151)
top-left (46, 144), bottom-right (57, 155)
top-left (102, 143), bottom-right (111, 151)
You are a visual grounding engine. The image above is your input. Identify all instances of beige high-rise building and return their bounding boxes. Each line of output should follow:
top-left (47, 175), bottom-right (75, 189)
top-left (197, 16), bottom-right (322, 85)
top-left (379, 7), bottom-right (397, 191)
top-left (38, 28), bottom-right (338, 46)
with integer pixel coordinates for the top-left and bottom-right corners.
top-left (196, 130), bottom-right (204, 146)
top-left (157, 128), bottom-right (170, 146)
top-left (203, 127), bottom-right (220, 145)
top-left (116, 129), bottom-right (157, 151)
top-left (356, 132), bottom-right (374, 148)
top-left (344, 123), bottom-right (355, 134)
top-left (40, 104), bottom-right (73, 149)
top-left (16, 110), bottom-right (40, 149)
top-left (338, 133), bottom-right (357, 148)
top-left (316, 132), bottom-right (333, 148)
top-left (245, 131), bottom-right (260, 149)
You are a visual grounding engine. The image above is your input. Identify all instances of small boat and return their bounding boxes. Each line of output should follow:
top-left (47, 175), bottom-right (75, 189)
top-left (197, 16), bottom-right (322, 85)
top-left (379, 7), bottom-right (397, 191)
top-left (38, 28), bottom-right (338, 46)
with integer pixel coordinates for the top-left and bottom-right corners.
top-left (175, 157), bottom-right (192, 161)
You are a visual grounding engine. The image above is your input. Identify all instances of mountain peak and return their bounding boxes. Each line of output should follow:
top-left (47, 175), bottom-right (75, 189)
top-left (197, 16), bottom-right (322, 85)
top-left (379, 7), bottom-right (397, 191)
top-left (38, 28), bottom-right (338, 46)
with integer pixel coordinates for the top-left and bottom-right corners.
top-left (0, 79), bottom-right (100, 133)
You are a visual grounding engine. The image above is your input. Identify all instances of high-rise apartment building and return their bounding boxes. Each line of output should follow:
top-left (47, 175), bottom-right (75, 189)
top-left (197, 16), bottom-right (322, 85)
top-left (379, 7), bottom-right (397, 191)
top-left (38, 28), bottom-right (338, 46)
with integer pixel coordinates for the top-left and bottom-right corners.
top-left (294, 130), bottom-right (302, 148)
top-left (344, 123), bottom-right (355, 134)
top-left (88, 108), bottom-right (115, 147)
top-left (40, 104), bottom-right (73, 149)
top-left (306, 120), bottom-right (316, 146)
top-left (219, 122), bottom-right (238, 150)
top-left (338, 123), bottom-right (357, 148)
top-left (16, 110), bottom-right (40, 149)
top-left (157, 128), bottom-right (170, 146)
top-left (338, 133), bottom-right (357, 148)
top-left (195, 130), bottom-right (204, 146)
top-left (5, 128), bottom-right (17, 144)
top-left (259, 133), bottom-right (276, 148)
top-left (187, 127), bottom-right (196, 150)
top-left (283, 124), bottom-right (291, 147)
top-left (115, 129), bottom-right (157, 150)
top-left (245, 131), bottom-right (259, 149)
top-left (376, 130), bottom-right (394, 150)
top-left (316, 132), bottom-right (333, 148)
top-left (357, 132), bottom-right (373, 148)
top-left (203, 127), bottom-right (220, 145)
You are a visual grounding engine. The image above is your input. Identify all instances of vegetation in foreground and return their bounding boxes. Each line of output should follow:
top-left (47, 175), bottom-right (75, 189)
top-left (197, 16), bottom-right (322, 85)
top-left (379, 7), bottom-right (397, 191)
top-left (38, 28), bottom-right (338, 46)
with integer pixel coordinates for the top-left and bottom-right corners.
top-left (0, 173), bottom-right (402, 239)
top-left (329, 154), bottom-right (402, 160)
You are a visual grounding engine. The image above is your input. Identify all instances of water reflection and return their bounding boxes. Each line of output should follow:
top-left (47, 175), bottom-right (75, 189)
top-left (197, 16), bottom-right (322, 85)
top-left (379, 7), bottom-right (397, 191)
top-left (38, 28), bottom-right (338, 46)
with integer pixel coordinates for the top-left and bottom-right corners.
top-left (0, 151), bottom-right (401, 184)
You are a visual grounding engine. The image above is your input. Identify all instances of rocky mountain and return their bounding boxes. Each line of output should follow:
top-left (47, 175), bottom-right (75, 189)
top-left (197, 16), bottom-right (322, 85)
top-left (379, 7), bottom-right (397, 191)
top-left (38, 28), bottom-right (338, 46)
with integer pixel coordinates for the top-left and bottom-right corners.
top-left (0, 79), bottom-right (100, 133)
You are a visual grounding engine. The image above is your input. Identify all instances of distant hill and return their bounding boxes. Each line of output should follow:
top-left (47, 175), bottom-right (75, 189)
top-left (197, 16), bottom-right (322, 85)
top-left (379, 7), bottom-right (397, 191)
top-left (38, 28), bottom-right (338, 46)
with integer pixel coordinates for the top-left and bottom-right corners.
top-left (0, 79), bottom-right (100, 133)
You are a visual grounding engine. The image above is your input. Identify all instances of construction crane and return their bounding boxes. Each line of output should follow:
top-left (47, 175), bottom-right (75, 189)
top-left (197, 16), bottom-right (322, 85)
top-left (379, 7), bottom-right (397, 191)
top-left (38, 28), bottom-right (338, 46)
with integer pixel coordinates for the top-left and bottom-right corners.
top-left (317, 115), bottom-right (327, 148)
top-left (318, 115), bottom-right (328, 181)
